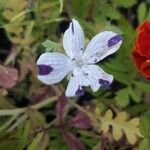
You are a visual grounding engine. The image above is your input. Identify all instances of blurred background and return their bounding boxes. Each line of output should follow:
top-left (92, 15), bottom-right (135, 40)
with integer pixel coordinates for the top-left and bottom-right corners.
top-left (0, 0), bottom-right (150, 150)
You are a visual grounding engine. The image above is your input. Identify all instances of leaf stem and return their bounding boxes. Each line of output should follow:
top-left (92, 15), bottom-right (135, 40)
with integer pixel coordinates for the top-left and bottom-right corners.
top-left (0, 114), bottom-right (18, 131)
top-left (0, 96), bottom-right (57, 116)
top-left (8, 114), bottom-right (28, 131)
top-left (68, 99), bottom-right (94, 120)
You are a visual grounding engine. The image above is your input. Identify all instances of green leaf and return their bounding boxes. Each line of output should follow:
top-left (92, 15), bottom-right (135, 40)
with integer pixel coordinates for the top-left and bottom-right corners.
top-left (134, 82), bottom-right (150, 92)
top-left (0, 97), bottom-right (15, 109)
top-left (59, 0), bottom-right (64, 13)
top-left (146, 9), bottom-right (150, 19)
top-left (42, 40), bottom-right (61, 52)
top-left (42, 40), bottom-right (54, 51)
top-left (138, 138), bottom-right (150, 150)
top-left (126, 104), bottom-right (150, 115)
top-left (102, 60), bottom-right (130, 85)
top-left (140, 111), bottom-right (150, 138)
top-left (26, 109), bottom-right (45, 130)
top-left (115, 88), bottom-right (130, 107)
top-left (116, 87), bottom-right (142, 107)
top-left (0, 0), bottom-right (8, 9)
top-left (118, 17), bottom-right (135, 37)
top-left (104, 59), bottom-right (127, 73)
top-left (27, 132), bottom-right (43, 150)
top-left (128, 88), bottom-right (141, 103)
top-left (112, 0), bottom-right (137, 8)
top-left (0, 120), bottom-right (30, 150)
top-left (138, 3), bottom-right (147, 23)
top-left (72, 0), bottom-right (86, 17)
top-left (99, 4), bottom-right (120, 19)
top-left (18, 120), bottom-right (30, 146)
top-left (104, 24), bottom-right (123, 35)
top-left (92, 142), bottom-right (100, 150)
top-left (48, 128), bottom-right (68, 150)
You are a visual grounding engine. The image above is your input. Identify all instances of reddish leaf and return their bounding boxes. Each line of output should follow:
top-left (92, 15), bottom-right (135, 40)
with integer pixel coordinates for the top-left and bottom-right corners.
top-left (67, 111), bottom-right (92, 129)
top-left (19, 57), bottom-right (37, 81)
top-left (33, 87), bottom-right (53, 102)
top-left (0, 65), bottom-right (18, 89)
top-left (56, 93), bottom-right (69, 124)
top-left (61, 131), bottom-right (86, 150)
top-left (28, 81), bottom-right (49, 104)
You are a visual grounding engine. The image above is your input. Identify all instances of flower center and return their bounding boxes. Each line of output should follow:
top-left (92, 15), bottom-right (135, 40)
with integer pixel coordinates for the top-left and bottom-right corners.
top-left (71, 55), bottom-right (85, 69)
top-left (70, 51), bottom-right (85, 69)
top-left (75, 59), bottom-right (84, 67)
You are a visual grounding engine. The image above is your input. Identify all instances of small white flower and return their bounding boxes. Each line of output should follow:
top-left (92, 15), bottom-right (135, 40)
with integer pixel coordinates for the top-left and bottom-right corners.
top-left (37, 19), bottom-right (122, 97)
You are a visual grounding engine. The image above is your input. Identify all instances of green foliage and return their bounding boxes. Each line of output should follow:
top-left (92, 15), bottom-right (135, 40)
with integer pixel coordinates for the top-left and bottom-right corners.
top-left (42, 40), bottom-right (62, 52)
top-left (27, 132), bottom-right (49, 150)
top-left (115, 87), bottom-right (141, 107)
top-left (138, 3), bottom-right (147, 23)
top-left (99, 4), bottom-right (120, 19)
top-left (134, 82), bottom-right (150, 92)
top-left (140, 111), bottom-right (150, 138)
top-left (48, 128), bottom-right (68, 150)
top-left (139, 138), bottom-right (150, 150)
top-left (59, 0), bottom-right (64, 13)
top-left (72, 0), bottom-right (87, 17)
top-left (0, 120), bottom-right (30, 150)
top-left (0, 0), bottom-right (150, 149)
top-left (111, 0), bottom-right (137, 8)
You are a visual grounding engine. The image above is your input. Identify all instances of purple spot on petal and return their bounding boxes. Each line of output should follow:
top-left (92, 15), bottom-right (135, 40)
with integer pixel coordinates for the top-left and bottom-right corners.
top-left (107, 35), bottom-right (122, 47)
top-left (37, 65), bottom-right (53, 76)
top-left (99, 79), bottom-right (110, 89)
top-left (75, 86), bottom-right (84, 96)
top-left (71, 21), bottom-right (74, 34)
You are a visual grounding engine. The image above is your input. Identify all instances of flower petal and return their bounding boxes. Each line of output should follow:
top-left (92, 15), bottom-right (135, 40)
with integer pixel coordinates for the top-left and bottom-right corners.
top-left (37, 52), bottom-right (71, 84)
top-left (81, 65), bottom-right (113, 91)
top-left (65, 69), bottom-right (90, 97)
top-left (65, 65), bottom-right (113, 97)
top-left (63, 19), bottom-right (84, 59)
top-left (132, 51), bottom-right (146, 71)
top-left (83, 31), bottom-right (122, 64)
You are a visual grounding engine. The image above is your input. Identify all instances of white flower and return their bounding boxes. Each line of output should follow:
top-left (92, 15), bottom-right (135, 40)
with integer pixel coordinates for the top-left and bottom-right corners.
top-left (37, 19), bottom-right (122, 97)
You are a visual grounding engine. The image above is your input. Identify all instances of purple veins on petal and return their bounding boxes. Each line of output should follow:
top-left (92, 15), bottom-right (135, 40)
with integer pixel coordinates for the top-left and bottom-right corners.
top-left (99, 79), bottom-right (110, 89)
top-left (75, 86), bottom-right (84, 96)
top-left (71, 21), bottom-right (74, 34)
top-left (107, 35), bottom-right (122, 47)
top-left (37, 64), bottom-right (53, 75)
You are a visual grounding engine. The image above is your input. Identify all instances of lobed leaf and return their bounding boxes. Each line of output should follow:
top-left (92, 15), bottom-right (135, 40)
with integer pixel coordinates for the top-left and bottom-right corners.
top-left (100, 110), bottom-right (142, 144)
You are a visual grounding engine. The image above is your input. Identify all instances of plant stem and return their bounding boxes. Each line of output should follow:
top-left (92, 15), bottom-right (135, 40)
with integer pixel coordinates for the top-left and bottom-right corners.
top-left (0, 96), bottom-right (57, 116)
top-left (8, 114), bottom-right (28, 131)
top-left (0, 114), bottom-right (18, 131)
top-left (68, 99), bottom-right (94, 119)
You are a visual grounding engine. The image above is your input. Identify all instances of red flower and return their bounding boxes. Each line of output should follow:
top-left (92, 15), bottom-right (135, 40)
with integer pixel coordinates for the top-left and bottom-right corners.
top-left (132, 21), bottom-right (150, 78)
